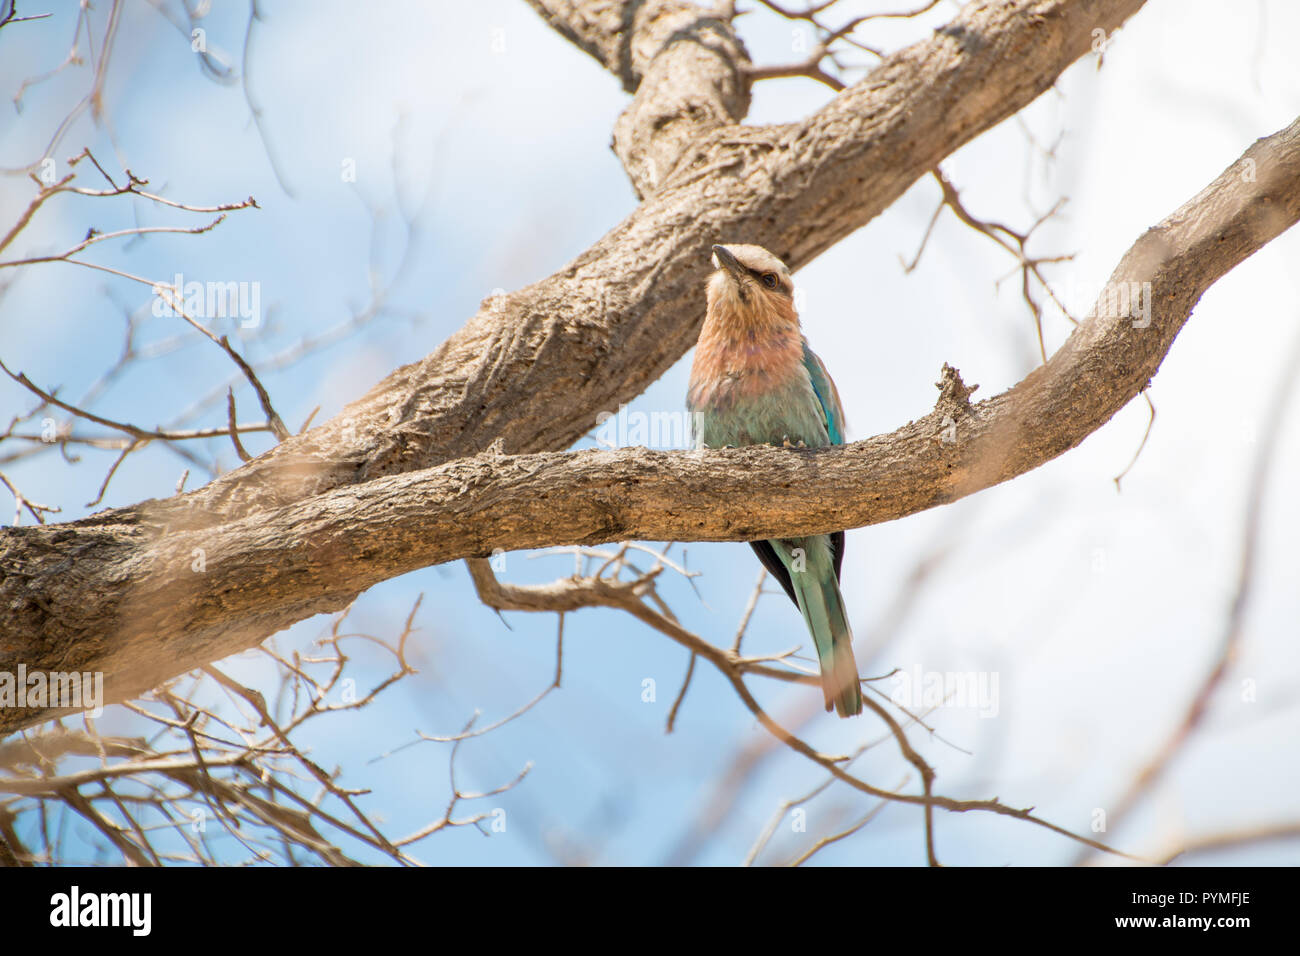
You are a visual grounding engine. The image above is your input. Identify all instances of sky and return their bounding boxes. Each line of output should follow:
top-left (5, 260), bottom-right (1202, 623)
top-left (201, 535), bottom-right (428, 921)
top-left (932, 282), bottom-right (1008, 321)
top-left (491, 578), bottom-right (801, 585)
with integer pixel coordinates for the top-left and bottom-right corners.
top-left (1, 0), bottom-right (1298, 866)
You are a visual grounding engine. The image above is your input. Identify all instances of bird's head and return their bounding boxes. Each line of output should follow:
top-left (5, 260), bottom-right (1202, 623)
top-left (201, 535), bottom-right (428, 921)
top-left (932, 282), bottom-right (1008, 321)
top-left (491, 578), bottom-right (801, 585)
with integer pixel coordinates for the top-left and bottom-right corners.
top-left (706, 243), bottom-right (798, 330)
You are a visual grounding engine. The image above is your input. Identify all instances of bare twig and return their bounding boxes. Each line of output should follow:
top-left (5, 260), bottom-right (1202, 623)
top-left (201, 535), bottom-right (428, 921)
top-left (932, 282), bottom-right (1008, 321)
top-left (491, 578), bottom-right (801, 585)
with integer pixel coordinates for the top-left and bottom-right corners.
top-left (1074, 326), bottom-right (1300, 862)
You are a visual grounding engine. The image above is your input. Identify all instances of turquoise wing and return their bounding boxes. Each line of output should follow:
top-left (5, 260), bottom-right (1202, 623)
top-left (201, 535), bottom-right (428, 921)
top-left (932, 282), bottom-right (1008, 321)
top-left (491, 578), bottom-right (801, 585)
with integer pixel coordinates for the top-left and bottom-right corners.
top-left (801, 339), bottom-right (847, 446)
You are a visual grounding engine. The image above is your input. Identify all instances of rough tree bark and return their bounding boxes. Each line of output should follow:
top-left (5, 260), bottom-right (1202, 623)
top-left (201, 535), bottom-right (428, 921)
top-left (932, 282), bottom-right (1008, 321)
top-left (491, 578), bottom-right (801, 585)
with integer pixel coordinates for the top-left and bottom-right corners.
top-left (9, 0), bottom-right (1295, 735)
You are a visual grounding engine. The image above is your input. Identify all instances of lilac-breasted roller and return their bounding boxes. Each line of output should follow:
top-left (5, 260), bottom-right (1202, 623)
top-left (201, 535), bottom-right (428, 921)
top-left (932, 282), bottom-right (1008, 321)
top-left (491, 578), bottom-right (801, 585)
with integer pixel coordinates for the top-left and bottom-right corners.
top-left (687, 243), bottom-right (863, 717)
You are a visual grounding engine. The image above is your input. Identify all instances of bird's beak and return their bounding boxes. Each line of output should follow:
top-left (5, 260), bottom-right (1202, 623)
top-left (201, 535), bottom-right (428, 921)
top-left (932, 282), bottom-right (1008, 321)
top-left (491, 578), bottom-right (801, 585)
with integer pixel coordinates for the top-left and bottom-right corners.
top-left (711, 244), bottom-right (745, 283)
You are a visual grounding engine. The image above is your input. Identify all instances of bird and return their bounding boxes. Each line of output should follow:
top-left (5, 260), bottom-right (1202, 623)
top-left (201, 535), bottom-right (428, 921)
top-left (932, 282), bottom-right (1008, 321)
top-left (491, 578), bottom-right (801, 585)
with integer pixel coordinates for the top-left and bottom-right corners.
top-left (687, 243), bottom-right (863, 718)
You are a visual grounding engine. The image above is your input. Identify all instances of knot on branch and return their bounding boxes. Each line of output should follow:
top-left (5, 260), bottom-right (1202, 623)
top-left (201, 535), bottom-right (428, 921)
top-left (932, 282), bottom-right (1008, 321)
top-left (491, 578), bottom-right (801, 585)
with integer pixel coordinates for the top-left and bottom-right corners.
top-left (934, 363), bottom-right (978, 413)
top-left (931, 363), bottom-right (978, 448)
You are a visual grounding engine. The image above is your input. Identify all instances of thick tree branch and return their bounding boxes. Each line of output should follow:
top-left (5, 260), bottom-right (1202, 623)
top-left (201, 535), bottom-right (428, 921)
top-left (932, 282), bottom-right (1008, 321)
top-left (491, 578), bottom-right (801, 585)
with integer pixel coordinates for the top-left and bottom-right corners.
top-left (525, 0), bottom-right (752, 195)
top-left (115, 0), bottom-right (1146, 533)
top-left (2, 112), bottom-right (1297, 732)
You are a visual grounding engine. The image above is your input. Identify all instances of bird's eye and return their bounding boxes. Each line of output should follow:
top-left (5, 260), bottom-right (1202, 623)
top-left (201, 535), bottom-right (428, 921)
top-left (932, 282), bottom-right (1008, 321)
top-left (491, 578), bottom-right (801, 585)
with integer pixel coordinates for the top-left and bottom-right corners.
top-left (761, 273), bottom-right (778, 289)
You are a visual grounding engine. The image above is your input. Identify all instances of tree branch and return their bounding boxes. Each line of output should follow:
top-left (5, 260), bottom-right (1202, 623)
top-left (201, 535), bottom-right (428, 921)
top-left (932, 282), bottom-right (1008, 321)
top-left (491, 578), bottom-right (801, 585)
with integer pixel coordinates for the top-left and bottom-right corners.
top-left (2, 111), bottom-right (1297, 732)
top-left (122, 0), bottom-right (1149, 531)
top-left (524, 0), bottom-right (752, 196)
